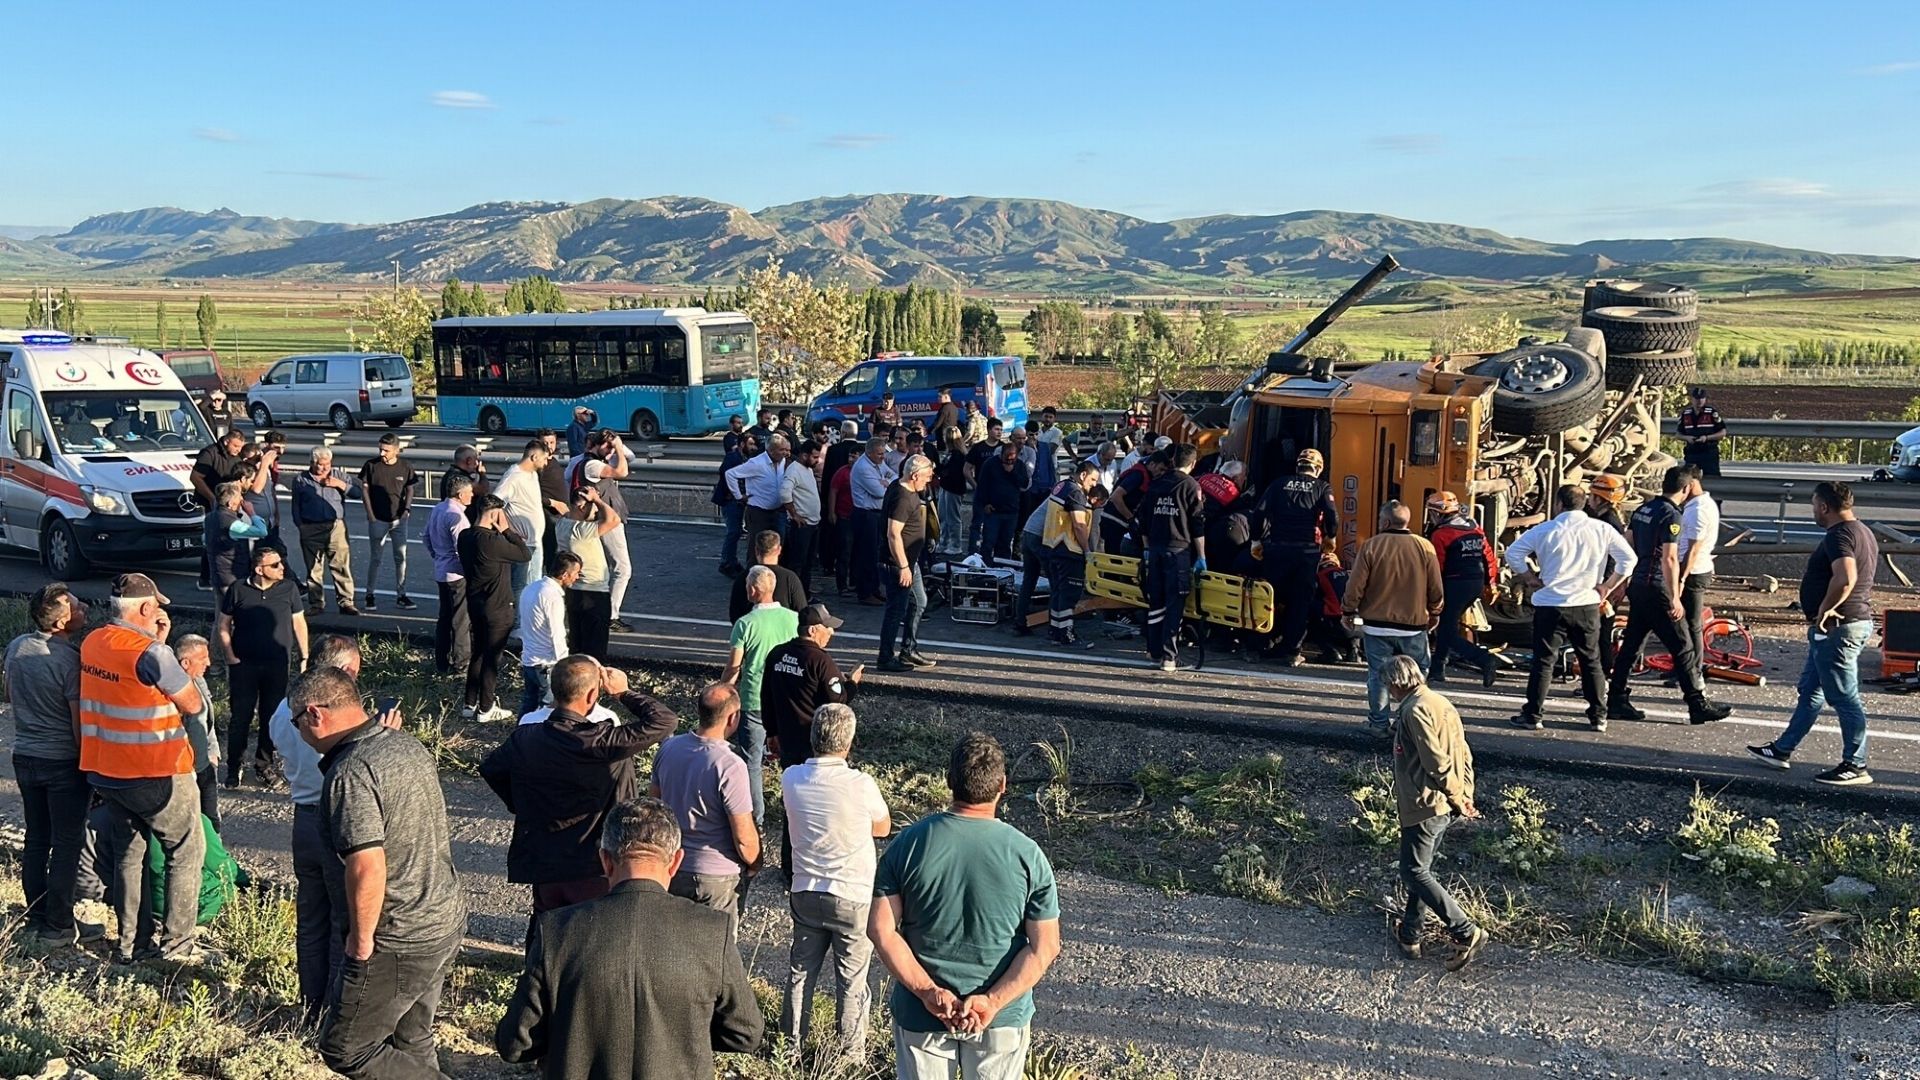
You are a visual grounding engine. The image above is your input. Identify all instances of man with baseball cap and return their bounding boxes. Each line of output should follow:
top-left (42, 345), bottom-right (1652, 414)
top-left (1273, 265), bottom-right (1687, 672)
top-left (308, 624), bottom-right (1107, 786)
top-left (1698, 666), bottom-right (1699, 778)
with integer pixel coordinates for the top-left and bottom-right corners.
top-left (1260, 447), bottom-right (1339, 666)
top-left (1676, 387), bottom-right (1726, 477)
top-left (81, 573), bottom-right (208, 963)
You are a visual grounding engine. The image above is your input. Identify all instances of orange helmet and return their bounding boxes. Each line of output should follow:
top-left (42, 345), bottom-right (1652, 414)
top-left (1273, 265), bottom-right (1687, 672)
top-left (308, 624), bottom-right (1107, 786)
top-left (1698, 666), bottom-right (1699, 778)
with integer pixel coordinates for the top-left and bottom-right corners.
top-left (1296, 448), bottom-right (1325, 473)
top-left (1589, 473), bottom-right (1627, 503)
top-left (1426, 491), bottom-right (1461, 516)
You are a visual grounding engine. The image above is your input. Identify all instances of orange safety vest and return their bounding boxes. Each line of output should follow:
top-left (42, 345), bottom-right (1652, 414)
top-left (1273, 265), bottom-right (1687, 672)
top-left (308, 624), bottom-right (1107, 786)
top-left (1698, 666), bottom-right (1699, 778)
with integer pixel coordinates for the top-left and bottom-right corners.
top-left (78, 623), bottom-right (192, 780)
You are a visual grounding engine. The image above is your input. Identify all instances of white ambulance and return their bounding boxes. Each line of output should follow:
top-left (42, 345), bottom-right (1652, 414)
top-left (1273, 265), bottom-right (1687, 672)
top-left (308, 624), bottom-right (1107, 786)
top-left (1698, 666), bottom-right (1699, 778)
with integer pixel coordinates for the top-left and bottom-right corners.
top-left (0, 330), bottom-right (213, 578)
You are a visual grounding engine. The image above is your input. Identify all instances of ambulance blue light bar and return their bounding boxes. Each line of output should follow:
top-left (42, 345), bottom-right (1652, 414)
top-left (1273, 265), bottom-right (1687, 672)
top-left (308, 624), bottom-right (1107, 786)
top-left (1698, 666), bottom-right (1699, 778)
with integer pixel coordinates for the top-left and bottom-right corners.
top-left (19, 332), bottom-right (73, 346)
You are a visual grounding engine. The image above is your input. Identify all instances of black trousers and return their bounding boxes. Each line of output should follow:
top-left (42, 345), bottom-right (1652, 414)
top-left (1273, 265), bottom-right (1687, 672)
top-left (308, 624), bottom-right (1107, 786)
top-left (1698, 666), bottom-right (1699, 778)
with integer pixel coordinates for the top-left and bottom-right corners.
top-left (465, 611), bottom-right (513, 710)
top-left (782, 522), bottom-right (819, 597)
top-left (1430, 576), bottom-right (1495, 677)
top-left (435, 579), bottom-right (470, 675)
top-left (1609, 580), bottom-right (1708, 706)
top-left (196, 766), bottom-right (221, 834)
top-left (1682, 572), bottom-right (1712, 682)
top-left (292, 803), bottom-right (346, 1017)
top-left (318, 932), bottom-right (460, 1080)
top-left (1267, 545), bottom-right (1321, 658)
top-left (1523, 603), bottom-right (1607, 720)
top-left (227, 659), bottom-right (288, 784)
top-left (13, 752), bottom-right (90, 935)
top-left (565, 589), bottom-right (613, 663)
top-left (1400, 815), bottom-right (1473, 940)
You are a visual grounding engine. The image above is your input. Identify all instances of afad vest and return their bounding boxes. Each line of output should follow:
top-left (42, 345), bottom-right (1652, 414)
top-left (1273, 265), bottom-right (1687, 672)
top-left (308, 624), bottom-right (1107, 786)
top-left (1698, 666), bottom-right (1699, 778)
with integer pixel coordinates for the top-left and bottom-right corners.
top-left (79, 624), bottom-right (191, 780)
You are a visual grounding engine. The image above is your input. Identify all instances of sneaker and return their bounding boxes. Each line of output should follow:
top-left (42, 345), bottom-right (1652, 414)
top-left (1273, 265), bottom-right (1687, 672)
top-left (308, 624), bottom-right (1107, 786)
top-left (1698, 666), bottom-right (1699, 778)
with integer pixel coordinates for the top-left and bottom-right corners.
top-left (1606, 701), bottom-right (1645, 722)
top-left (75, 919), bottom-right (109, 944)
top-left (879, 658), bottom-right (912, 673)
top-left (1688, 700), bottom-right (1733, 725)
top-left (609, 618), bottom-right (635, 633)
top-left (395, 595), bottom-right (418, 611)
top-left (1444, 926), bottom-right (1489, 972)
top-left (1158, 659), bottom-right (1177, 673)
top-left (1813, 764), bottom-right (1873, 787)
top-left (460, 705), bottom-right (479, 720)
top-left (36, 926), bottom-right (78, 947)
top-left (1392, 921), bottom-right (1422, 959)
top-left (1588, 715), bottom-right (1609, 733)
top-left (1746, 743), bottom-right (1791, 770)
top-left (1508, 713), bottom-right (1544, 731)
top-left (900, 650), bottom-right (937, 669)
top-left (363, 593), bottom-right (377, 611)
top-left (337, 605), bottom-right (362, 617)
top-left (476, 705), bottom-right (515, 723)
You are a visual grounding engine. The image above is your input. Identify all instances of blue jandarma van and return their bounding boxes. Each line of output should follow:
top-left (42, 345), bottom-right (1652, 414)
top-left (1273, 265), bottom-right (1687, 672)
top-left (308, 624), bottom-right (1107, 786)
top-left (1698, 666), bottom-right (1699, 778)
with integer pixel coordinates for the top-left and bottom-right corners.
top-left (808, 354), bottom-right (1029, 435)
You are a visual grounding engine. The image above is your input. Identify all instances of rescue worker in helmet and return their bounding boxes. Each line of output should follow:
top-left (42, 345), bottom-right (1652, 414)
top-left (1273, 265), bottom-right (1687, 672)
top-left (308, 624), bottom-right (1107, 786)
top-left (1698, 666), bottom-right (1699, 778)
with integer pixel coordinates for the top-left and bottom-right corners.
top-left (1423, 491), bottom-right (1499, 687)
top-left (1584, 473), bottom-right (1630, 674)
top-left (1259, 447), bottom-right (1337, 666)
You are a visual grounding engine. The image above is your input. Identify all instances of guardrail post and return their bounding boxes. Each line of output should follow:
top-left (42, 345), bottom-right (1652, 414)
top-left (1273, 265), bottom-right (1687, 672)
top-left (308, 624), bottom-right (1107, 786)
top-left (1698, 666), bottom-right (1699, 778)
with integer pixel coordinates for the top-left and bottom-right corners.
top-left (1777, 483), bottom-right (1792, 544)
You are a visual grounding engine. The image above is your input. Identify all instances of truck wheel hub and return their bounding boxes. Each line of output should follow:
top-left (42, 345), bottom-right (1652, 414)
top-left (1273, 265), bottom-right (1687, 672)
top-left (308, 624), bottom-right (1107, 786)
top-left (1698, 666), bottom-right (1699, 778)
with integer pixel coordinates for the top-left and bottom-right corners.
top-left (1503, 354), bottom-right (1569, 394)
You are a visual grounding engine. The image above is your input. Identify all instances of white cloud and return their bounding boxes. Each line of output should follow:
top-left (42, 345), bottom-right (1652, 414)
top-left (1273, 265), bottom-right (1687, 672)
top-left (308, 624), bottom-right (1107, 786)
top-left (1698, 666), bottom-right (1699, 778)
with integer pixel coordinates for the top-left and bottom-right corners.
top-left (193, 127), bottom-right (243, 143)
top-left (815, 133), bottom-right (894, 150)
top-left (431, 90), bottom-right (495, 110)
top-left (1856, 60), bottom-right (1920, 76)
top-left (1698, 178), bottom-right (1832, 200)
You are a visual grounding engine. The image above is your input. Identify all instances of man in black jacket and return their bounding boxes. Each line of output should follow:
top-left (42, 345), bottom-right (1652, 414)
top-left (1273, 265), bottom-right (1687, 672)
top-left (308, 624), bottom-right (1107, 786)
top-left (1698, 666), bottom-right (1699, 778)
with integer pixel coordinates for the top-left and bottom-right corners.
top-left (458, 494), bottom-right (530, 722)
top-left (726, 529), bottom-right (807, 622)
top-left (1141, 444), bottom-right (1208, 672)
top-left (480, 656), bottom-right (680, 916)
top-left (1261, 448), bottom-right (1338, 666)
top-left (496, 798), bottom-right (763, 1079)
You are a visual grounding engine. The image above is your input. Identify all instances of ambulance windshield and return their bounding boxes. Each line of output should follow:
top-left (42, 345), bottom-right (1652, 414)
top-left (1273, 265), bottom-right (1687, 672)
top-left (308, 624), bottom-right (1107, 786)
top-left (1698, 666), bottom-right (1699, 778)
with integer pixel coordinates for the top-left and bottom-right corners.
top-left (42, 391), bottom-right (212, 454)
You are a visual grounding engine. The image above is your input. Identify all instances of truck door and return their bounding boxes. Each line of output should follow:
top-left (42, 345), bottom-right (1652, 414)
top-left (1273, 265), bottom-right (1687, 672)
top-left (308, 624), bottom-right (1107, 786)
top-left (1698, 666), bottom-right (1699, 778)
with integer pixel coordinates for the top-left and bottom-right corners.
top-left (1326, 410), bottom-right (1409, 561)
top-left (2, 380), bottom-right (55, 551)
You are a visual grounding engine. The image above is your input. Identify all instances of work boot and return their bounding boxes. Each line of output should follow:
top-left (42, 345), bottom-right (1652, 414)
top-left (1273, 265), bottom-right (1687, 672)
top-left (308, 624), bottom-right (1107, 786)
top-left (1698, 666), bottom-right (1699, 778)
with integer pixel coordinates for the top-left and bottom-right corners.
top-left (901, 650), bottom-right (937, 669)
top-left (1606, 699), bottom-right (1645, 722)
top-left (878, 657), bottom-right (912, 673)
top-left (1688, 699), bottom-right (1733, 725)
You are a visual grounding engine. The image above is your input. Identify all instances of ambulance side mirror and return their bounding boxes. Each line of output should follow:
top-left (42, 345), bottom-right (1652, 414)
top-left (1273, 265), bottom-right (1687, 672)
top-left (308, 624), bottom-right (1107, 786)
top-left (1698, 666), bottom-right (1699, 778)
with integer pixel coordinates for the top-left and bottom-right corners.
top-left (14, 429), bottom-right (40, 461)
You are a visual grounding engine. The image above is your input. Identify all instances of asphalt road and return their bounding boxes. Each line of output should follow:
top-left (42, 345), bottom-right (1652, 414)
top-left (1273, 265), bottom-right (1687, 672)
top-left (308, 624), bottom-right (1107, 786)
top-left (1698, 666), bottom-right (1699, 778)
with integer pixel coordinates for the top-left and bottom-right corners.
top-left (10, 510), bottom-right (1917, 808)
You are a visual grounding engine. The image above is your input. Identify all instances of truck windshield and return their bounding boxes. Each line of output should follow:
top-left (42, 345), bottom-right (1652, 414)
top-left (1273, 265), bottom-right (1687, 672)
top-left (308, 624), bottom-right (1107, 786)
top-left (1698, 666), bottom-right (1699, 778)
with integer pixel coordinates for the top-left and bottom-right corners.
top-left (42, 391), bottom-right (212, 454)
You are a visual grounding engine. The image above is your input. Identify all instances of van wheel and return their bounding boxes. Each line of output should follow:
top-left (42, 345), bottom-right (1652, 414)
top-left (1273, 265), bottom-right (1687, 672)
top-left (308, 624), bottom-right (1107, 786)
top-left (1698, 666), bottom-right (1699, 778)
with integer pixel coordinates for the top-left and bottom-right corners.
top-left (42, 518), bottom-right (90, 579)
top-left (632, 410), bottom-right (661, 441)
top-left (384, 417), bottom-right (407, 429)
top-left (478, 407), bottom-right (507, 436)
top-left (329, 405), bottom-right (356, 431)
top-left (248, 403), bottom-right (273, 429)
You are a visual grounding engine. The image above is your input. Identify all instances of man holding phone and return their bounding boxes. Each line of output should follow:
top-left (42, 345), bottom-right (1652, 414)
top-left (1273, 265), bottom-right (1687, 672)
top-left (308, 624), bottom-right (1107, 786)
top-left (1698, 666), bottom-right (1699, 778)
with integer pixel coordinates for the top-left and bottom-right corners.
top-left (1747, 481), bottom-right (1879, 786)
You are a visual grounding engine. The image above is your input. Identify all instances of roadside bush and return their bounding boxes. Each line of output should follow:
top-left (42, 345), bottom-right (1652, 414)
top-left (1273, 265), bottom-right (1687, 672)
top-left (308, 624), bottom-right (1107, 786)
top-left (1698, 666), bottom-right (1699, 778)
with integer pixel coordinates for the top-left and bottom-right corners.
top-left (1478, 786), bottom-right (1559, 879)
top-left (1672, 785), bottom-right (1805, 897)
top-left (1813, 908), bottom-right (1920, 1003)
top-left (1343, 763), bottom-right (1399, 848)
top-left (1212, 843), bottom-right (1289, 905)
top-left (1808, 822), bottom-right (1920, 908)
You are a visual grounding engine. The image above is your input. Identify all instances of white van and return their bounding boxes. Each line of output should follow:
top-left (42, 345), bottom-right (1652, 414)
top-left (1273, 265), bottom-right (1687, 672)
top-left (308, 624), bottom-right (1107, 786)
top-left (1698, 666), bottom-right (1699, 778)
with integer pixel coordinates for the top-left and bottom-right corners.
top-left (246, 352), bottom-right (415, 431)
top-left (0, 330), bottom-right (212, 578)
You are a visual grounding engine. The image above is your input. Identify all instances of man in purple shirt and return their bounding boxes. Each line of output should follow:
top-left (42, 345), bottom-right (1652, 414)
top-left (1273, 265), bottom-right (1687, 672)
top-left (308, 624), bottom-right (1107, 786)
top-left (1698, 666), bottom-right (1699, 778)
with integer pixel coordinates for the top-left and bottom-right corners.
top-left (420, 475), bottom-right (475, 676)
top-left (650, 683), bottom-right (763, 931)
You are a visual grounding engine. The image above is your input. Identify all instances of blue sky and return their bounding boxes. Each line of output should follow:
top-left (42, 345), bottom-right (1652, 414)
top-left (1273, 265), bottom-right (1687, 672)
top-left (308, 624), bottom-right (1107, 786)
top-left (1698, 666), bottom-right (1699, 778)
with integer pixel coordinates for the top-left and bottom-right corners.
top-left (11, 0), bottom-right (1920, 254)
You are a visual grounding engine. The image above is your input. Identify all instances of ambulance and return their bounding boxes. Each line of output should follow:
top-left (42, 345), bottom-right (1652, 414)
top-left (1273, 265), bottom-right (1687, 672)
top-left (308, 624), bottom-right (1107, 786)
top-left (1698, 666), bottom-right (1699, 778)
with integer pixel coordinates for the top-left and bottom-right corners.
top-left (0, 330), bottom-right (213, 578)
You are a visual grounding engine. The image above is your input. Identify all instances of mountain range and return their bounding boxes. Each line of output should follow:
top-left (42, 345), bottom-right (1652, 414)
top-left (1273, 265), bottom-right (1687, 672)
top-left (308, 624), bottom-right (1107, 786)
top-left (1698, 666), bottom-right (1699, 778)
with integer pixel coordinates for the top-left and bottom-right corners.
top-left (4, 195), bottom-right (1908, 291)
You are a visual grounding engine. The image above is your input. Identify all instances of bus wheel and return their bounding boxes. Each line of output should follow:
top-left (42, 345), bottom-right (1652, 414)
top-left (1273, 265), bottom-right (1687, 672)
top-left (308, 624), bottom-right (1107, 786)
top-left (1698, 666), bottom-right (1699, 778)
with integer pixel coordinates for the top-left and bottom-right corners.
top-left (478, 407), bottom-right (507, 436)
top-left (42, 518), bottom-right (90, 579)
top-left (632, 410), bottom-right (661, 441)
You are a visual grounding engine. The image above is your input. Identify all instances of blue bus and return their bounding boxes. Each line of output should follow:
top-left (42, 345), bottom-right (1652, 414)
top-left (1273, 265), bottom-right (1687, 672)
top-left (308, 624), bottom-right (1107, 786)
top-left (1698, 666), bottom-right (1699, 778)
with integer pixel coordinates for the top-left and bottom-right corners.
top-left (432, 309), bottom-right (759, 439)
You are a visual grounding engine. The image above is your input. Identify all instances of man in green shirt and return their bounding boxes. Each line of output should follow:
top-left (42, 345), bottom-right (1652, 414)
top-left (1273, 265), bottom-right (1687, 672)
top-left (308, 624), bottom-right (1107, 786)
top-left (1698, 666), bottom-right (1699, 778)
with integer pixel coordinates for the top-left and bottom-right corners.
top-left (721, 566), bottom-right (798, 826)
top-left (869, 733), bottom-right (1061, 1079)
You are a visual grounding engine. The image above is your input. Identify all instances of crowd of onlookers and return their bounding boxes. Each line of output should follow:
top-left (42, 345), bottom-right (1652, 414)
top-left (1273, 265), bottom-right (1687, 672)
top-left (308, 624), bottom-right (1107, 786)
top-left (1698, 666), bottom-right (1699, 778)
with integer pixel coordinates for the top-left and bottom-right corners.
top-left (0, 383), bottom-right (1882, 1079)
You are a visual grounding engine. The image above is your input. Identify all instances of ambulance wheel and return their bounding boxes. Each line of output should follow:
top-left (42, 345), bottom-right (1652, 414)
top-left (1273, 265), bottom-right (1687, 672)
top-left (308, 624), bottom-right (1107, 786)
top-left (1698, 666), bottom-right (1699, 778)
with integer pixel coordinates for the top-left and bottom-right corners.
top-left (42, 517), bottom-right (90, 579)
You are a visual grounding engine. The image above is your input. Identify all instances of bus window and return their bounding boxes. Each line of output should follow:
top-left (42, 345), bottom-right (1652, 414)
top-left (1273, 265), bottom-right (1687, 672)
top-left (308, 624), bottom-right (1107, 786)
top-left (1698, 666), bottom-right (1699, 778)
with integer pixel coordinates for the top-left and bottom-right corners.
top-left (625, 334), bottom-right (658, 384)
top-left (701, 323), bottom-right (756, 384)
top-left (537, 336), bottom-right (573, 390)
top-left (574, 331), bottom-right (621, 388)
top-left (661, 331), bottom-right (688, 385)
top-left (505, 332), bottom-right (536, 385)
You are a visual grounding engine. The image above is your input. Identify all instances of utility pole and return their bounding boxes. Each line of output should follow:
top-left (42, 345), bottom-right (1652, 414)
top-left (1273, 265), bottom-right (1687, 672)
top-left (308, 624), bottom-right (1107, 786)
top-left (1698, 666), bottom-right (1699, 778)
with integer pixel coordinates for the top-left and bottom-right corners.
top-left (393, 260), bottom-right (402, 300)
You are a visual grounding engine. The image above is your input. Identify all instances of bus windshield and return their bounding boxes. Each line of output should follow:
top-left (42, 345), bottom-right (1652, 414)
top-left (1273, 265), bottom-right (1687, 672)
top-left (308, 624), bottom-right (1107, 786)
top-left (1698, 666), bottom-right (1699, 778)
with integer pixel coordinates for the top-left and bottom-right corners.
top-left (43, 390), bottom-right (212, 454)
top-left (700, 323), bottom-right (757, 385)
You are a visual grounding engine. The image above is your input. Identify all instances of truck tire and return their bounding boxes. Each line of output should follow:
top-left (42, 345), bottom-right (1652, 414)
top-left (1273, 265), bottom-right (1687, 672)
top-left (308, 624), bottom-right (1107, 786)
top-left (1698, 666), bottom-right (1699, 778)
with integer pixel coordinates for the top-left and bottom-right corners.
top-left (1580, 306), bottom-right (1700, 355)
top-left (1561, 327), bottom-right (1607, 366)
top-left (1467, 344), bottom-right (1607, 436)
top-left (1583, 280), bottom-right (1698, 316)
top-left (1606, 350), bottom-right (1696, 390)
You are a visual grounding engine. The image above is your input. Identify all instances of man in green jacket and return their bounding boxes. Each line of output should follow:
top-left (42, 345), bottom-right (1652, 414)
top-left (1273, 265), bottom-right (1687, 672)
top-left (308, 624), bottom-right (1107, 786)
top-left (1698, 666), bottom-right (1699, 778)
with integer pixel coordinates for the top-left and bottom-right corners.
top-left (1385, 654), bottom-right (1487, 971)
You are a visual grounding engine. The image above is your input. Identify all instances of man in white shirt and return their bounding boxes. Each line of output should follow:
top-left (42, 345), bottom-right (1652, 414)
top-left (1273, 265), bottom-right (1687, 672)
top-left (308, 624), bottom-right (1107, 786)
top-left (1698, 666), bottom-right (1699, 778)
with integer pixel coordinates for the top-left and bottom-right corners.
top-left (1504, 484), bottom-right (1637, 731)
top-left (849, 437), bottom-right (896, 604)
top-left (517, 552), bottom-right (581, 716)
top-left (728, 433), bottom-right (798, 543)
top-left (1678, 468), bottom-right (1719, 687)
top-left (495, 439), bottom-right (552, 592)
top-left (1084, 440), bottom-right (1120, 494)
top-left (780, 703), bottom-right (890, 1053)
top-left (781, 441), bottom-right (825, 597)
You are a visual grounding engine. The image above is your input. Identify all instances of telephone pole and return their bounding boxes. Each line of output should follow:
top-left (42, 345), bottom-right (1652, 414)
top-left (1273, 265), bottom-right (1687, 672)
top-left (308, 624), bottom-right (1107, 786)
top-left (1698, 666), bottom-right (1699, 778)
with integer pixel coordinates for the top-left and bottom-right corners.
top-left (393, 260), bottom-right (402, 300)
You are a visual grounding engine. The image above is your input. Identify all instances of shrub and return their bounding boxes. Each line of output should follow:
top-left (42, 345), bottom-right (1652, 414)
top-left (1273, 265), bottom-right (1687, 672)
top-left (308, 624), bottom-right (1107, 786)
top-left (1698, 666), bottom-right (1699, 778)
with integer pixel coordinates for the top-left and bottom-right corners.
top-left (1813, 907), bottom-right (1920, 1003)
top-left (1479, 786), bottom-right (1559, 879)
top-left (1212, 843), bottom-right (1290, 905)
top-left (1672, 785), bottom-right (1805, 897)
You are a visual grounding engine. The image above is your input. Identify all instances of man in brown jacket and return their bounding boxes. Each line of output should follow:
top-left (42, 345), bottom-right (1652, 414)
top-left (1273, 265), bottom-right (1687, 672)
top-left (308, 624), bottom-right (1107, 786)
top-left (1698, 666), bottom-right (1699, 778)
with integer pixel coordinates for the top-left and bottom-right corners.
top-left (1343, 501), bottom-right (1443, 735)
top-left (1385, 655), bottom-right (1487, 971)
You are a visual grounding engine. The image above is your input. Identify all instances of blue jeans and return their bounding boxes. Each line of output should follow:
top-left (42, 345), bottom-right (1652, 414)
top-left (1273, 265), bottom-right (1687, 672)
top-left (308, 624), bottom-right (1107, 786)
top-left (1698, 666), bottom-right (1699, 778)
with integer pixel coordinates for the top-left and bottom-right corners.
top-left (1773, 620), bottom-right (1872, 767)
top-left (936, 490), bottom-right (964, 553)
top-left (719, 501), bottom-right (745, 570)
top-left (1364, 632), bottom-right (1431, 728)
top-left (879, 564), bottom-right (927, 663)
top-left (979, 511), bottom-right (1017, 560)
top-left (518, 663), bottom-right (551, 718)
top-left (730, 710), bottom-right (768, 826)
top-left (1144, 547), bottom-right (1193, 663)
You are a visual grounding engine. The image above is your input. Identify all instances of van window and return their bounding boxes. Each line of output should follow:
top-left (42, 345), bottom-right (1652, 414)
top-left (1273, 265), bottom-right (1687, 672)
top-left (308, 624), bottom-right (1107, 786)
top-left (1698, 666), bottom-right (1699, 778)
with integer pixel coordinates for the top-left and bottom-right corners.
top-left (887, 363), bottom-right (974, 393)
top-left (993, 360), bottom-right (1025, 390)
top-left (166, 354), bottom-right (217, 380)
top-left (296, 359), bottom-right (329, 384)
top-left (6, 388), bottom-right (51, 462)
top-left (363, 354), bottom-right (409, 383)
top-left (836, 365), bottom-right (880, 398)
top-left (261, 361), bottom-right (293, 386)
